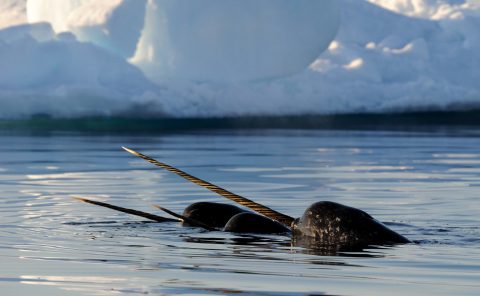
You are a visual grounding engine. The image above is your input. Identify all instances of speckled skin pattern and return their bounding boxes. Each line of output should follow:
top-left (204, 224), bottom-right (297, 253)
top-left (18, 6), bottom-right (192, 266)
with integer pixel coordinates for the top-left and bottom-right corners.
top-left (292, 201), bottom-right (410, 245)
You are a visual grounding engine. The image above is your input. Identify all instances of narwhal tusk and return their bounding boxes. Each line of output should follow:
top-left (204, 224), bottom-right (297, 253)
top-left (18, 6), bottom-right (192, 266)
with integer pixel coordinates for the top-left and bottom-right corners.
top-left (152, 205), bottom-right (216, 231)
top-left (73, 197), bottom-right (179, 223)
top-left (122, 147), bottom-right (295, 227)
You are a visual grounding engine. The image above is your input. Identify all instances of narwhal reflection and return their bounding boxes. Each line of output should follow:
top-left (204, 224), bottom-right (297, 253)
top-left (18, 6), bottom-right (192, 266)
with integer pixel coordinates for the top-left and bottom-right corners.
top-left (75, 147), bottom-right (410, 248)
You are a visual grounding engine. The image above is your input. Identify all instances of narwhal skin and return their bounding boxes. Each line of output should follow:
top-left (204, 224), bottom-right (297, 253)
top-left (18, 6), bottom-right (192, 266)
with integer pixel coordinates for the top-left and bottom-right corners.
top-left (75, 147), bottom-right (410, 246)
top-left (292, 201), bottom-right (409, 245)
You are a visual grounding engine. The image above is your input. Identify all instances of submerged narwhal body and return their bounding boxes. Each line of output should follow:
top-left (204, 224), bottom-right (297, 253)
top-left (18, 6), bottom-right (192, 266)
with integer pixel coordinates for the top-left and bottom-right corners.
top-left (76, 147), bottom-right (410, 247)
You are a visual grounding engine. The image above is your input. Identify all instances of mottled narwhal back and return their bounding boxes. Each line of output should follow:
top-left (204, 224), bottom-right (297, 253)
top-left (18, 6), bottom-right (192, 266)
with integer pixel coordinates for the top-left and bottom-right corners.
top-left (292, 201), bottom-right (410, 246)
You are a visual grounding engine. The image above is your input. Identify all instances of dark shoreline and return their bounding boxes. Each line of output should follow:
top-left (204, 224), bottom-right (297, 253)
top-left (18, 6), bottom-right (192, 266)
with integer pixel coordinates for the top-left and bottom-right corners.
top-left (1, 110), bottom-right (480, 133)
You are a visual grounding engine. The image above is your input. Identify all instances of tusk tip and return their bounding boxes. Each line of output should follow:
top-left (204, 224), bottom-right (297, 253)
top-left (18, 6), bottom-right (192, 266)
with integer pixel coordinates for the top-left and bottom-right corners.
top-left (122, 146), bottom-right (137, 155)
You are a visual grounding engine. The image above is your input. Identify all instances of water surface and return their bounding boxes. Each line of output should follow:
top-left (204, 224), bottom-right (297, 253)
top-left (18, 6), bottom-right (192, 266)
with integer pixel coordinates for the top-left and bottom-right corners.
top-left (0, 130), bottom-right (479, 295)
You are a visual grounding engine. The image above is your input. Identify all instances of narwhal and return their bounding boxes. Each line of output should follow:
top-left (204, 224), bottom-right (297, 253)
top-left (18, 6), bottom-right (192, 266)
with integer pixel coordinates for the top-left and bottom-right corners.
top-left (75, 147), bottom-right (410, 247)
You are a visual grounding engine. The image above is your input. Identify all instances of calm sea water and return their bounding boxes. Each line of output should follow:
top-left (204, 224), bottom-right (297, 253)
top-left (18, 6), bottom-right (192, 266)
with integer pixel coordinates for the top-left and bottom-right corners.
top-left (0, 129), bottom-right (479, 295)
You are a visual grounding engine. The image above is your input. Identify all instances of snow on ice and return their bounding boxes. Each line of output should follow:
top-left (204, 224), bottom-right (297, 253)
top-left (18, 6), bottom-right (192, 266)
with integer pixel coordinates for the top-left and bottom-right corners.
top-left (0, 0), bottom-right (479, 118)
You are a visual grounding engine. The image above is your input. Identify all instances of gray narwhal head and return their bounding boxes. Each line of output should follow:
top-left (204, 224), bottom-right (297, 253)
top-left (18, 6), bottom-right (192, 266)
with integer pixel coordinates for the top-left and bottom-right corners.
top-left (292, 201), bottom-right (410, 246)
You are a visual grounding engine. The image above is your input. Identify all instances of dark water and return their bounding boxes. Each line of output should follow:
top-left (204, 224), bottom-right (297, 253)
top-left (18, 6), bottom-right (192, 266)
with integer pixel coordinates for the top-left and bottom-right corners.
top-left (2, 110), bottom-right (480, 132)
top-left (0, 129), bottom-right (479, 295)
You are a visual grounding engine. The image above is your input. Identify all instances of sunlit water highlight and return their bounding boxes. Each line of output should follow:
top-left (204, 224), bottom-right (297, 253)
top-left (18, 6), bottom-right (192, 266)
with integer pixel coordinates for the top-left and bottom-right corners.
top-left (0, 130), bottom-right (479, 295)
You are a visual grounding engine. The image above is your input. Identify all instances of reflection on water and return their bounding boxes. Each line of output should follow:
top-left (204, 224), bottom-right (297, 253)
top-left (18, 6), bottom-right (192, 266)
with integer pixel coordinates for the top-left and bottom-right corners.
top-left (0, 130), bottom-right (479, 295)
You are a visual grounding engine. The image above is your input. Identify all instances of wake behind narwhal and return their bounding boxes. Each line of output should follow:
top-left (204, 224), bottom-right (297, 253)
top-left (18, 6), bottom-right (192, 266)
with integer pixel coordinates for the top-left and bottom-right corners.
top-left (75, 147), bottom-right (410, 247)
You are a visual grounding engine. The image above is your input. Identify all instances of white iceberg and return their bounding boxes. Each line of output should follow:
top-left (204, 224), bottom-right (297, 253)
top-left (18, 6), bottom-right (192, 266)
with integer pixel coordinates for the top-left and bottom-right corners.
top-left (26, 0), bottom-right (340, 82)
top-left (132, 0), bottom-right (340, 82)
top-left (27, 0), bottom-right (146, 58)
top-left (0, 0), bottom-right (480, 119)
top-left (0, 22), bottom-right (164, 118)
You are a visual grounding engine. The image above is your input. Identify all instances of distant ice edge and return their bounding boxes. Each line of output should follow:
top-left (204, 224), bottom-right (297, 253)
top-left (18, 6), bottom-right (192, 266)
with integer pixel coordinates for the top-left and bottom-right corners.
top-left (0, 0), bottom-right (479, 119)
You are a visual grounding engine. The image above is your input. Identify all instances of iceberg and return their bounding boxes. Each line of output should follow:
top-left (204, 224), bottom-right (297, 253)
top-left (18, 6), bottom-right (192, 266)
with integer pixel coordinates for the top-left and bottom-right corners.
top-left (25, 0), bottom-right (340, 82)
top-left (0, 0), bottom-right (27, 29)
top-left (0, 22), bottom-right (164, 119)
top-left (0, 0), bottom-right (479, 119)
top-left (132, 0), bottom-right (340, 82)
top-left (27, 0), bottom-right (146, 58)
top-left (367, 0), bottom-right (480, 19)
